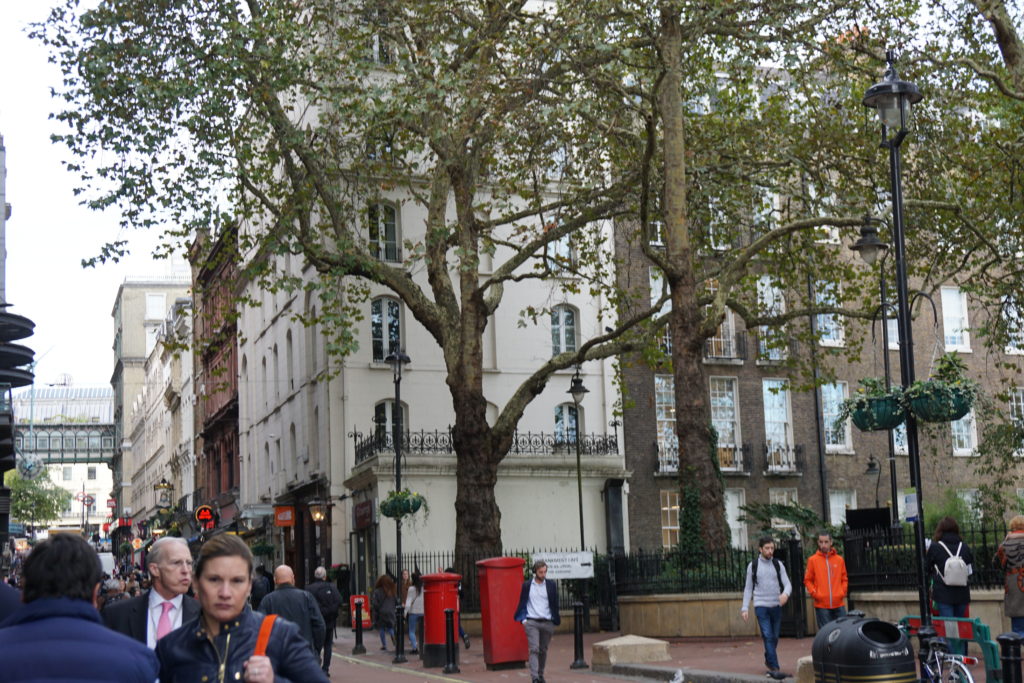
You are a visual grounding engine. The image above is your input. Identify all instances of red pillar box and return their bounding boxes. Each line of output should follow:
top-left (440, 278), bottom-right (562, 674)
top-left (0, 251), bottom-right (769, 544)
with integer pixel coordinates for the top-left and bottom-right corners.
top-left (422, 571), bottom-right (462, 668)
top-left (349, 594), bottom-right (372, 630)
top-left (476, 556), bottom-right (528, 670)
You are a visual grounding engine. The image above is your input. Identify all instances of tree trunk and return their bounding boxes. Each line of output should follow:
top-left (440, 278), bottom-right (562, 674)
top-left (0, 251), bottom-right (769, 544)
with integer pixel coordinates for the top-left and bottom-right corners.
top-left (658, 6), bottom-right (729, 550)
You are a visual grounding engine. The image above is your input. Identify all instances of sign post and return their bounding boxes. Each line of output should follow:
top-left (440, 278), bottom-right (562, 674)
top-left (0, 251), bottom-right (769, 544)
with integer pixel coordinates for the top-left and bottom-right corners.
top-left (531, 551), bottom-right (595, 580)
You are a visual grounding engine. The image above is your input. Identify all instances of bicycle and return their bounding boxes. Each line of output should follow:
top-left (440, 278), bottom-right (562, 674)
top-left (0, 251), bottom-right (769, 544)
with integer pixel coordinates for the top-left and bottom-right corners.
top-left (898, 623), bottom-right (977, 683)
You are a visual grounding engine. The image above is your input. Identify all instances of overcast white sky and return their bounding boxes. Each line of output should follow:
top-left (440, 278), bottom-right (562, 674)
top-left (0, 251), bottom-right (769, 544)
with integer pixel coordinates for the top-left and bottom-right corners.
top-left (0, 3), bottom-right (185, 388)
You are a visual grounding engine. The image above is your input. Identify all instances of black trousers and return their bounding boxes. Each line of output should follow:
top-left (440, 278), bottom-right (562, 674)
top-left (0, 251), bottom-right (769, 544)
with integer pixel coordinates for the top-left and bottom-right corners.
top-left (320, 618), bottom-right (336, 671)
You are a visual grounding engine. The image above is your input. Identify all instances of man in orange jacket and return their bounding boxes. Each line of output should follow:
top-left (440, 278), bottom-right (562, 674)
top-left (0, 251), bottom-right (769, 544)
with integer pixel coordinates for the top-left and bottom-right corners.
top-left (804, 531), bottom-right (848, 628)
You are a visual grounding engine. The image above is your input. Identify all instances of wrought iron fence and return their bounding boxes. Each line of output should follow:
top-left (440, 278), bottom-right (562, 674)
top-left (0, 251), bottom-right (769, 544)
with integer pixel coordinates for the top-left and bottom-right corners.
top-left (612, 546), bottom-right (751, 595)
top-left (845, 522), bottom-right (1008, 592)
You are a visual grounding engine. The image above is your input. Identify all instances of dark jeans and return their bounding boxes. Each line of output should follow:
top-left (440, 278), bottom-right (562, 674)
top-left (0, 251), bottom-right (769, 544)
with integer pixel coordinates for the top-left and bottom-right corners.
top-left (320, 619), bottom-right (335, 672)
top-left (755, 605), bottom-right (781, 670)
top-left (935, 602), bottom-right (968, 654)
top-left (814, 606), bottom-right (847, 629)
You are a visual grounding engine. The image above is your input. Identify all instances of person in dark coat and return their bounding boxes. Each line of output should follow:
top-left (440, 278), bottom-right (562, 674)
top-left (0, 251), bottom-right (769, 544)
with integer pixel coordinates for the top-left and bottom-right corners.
top-left (156, 533), bottom-right (327, 683)
top-left (258, 564), bottom-right (325, 654)
top-left (370, 574), bottom-right (397, 650)
top-left (0, 533), bottom-right (158, 682)
top-left (926, 516), bottom-right (975, 654)
top-left (307, 566), bottom-right (342, 675)
top-left (103, 536), bottom-right (200, 647)
top-left (250, 565), bottom-right (273, 609)
top-left (514, 560), bottom-right (561, 683)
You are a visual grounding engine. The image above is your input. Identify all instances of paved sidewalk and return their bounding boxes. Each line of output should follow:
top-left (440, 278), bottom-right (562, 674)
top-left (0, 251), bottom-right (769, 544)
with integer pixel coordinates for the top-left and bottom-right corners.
top-left (326, 627), bottom-right (815, 682)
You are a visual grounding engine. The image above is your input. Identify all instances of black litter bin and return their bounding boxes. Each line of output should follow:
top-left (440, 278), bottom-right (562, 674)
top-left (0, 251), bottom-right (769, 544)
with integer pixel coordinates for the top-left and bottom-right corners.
top-left (812, 615), bottom-right (916, 683)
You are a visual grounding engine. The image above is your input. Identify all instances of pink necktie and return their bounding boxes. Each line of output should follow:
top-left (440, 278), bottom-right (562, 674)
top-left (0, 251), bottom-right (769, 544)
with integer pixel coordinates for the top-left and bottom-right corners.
top-left (156, 601), bottom-right (174, 641)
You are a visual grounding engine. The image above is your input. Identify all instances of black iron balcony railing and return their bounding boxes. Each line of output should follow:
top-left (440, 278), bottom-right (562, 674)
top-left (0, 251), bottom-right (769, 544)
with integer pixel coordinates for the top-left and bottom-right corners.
top-left (703, 331), bottom-right (747, 361)
top-left (658, 440), bottom-right (751, 474)
top-left (352, 427), bottom-right (618, 464)
top-left (763, 442), bottom-right (803, 474)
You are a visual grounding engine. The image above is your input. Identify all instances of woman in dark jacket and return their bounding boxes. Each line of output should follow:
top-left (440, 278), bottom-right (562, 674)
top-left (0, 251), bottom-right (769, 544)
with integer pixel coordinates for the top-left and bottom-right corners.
top-left (995, 515), bottom-right (1024, 635)
top-left (926, 516), bottom-right (974, 654)
top-left (370, 574), bottom-right (397, 650)
top-left (156, 534), bottom-right (326, 683)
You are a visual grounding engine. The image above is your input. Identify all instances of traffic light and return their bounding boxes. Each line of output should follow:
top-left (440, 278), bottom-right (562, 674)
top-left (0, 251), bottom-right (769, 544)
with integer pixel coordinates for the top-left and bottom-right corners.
top-left (0, 409), bottom-right (14, 472)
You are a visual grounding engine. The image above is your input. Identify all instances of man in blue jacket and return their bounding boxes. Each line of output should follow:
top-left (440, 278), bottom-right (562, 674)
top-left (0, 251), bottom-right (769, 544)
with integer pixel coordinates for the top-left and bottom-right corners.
top-left (0, 533), bottom-right (158, 681)
top-left (514, 560), bottom-right (560, 683)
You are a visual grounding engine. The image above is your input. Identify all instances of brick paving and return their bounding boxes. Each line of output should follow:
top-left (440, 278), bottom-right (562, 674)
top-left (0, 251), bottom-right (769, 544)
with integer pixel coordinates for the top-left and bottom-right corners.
top-left (325, 627), bottom-right (816, 682)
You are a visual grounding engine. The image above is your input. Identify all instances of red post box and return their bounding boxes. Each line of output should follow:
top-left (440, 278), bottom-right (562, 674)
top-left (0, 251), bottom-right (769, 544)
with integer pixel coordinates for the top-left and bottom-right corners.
top-left (422, 571), bottom-right (462, 668)
top-left (476, 556), bottom-right (528, 670)
top-left (349, 594), bottom-right (372, 630)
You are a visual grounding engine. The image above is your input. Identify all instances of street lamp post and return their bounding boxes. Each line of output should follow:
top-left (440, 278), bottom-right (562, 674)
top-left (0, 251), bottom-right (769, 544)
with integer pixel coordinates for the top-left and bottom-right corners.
top-left (385, 350), bottom-right (410, 665)
top-left (567, 368), bottom-right (590, 652)
top-left (851, 218), bottom-right (901, 528)
top-left (861, 51), bottom-right (933, 650)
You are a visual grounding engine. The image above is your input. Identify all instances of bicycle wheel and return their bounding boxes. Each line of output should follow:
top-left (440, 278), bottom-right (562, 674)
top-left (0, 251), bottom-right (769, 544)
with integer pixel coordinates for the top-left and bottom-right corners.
top-left (940, 659), bottom-right (975, 683)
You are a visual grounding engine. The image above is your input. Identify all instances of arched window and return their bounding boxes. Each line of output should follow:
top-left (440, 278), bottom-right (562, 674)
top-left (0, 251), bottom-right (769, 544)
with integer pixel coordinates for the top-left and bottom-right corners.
top-left (371, 296), bottom-right (402, 362)
top-left (374, 400), bottom-right (407, 442)
top-left (369, 203), bottom-right (400, 262)
top-left (551, 305), bottom-right (578, 356)
top-left (286, 329), bottom-right (295, 390)
top-left (554, 403), bottom-right (580, 444)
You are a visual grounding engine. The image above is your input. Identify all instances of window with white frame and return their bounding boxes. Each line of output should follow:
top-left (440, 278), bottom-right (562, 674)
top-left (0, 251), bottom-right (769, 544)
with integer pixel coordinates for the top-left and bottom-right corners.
top-left (822, 382), bottom-right (851, 452)
top-left (370, 296), bottom-right (402, 362)
top-left (366, 8), bottom-right (393, 64)
top-left (660, 489), bottom-right (681, 548)
top-left (957, 488), bottom-right (981, 518)
top-left (951, 410), bottom-right (978, 456)
top-left (1010, 388), bottom-right (1024, 427)
top-left (368, 203), bottom-right (400, 262)
top-left (710, 377), bottom-right (741, 469)
top-left (551, 305), bottom-right (578, 356)
top-left (708, 198), bottom-right (731, 251)
top-left (724, 488), bottom-right (748, 549)
top-left (655, 375), bottom-right (678, 469)
top-left (62, 466), bottom-right (72, 481)
top-left (145, 293), bottom-right (167, 320)
top-left (763, 379), bottom-right (793, 462)
top-left (769, 488), bottom-right (799, 527)
top-left (545, 233), bottom-right (575, 272)
top-left (649, 220), bottom-right (665, 247)
top-left (816, 283), bottom-right (845, 346)
top-left (829, 489), bottom-right (857, 525)
top-left (374, 400), bottom-right (407, 441)
top-left (705, 280), bottom-right (737, 358)
top-left (554, 403), bottom-right (580, 445)
top-left (650, 268), bottom-right (672, 353)
top-left (757, 275), bottom-right (786, 361)
top-left (1005, 297), bottom-right (1024, 354)
top-left (941, 287), bottom-right (971, 351)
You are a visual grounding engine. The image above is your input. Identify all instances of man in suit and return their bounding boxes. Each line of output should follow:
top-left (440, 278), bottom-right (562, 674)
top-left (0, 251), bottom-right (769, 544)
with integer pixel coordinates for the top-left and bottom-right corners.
top-left (102, 536), bottom-right (199, 647)
top-left (258, 564), bottom-right (325, 654)
top-left (514, 560), bottom-right (560, 683)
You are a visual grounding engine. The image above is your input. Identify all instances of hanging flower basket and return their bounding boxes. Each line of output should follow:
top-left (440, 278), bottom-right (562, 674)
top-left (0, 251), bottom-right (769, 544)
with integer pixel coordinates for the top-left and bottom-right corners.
top-left (851, 396), bottom-right (906, 432)
top-left (379, 489), bottom-right (428, 520)
top-left (908, 385), bottom-right (972, 423)
top-left (904, 353), bottom-right (978, 424)
top-left (836, 378), bottom-right (904, 433)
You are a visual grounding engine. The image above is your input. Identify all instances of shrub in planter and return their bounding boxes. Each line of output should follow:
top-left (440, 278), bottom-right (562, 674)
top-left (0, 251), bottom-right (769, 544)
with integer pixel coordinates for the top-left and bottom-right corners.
top-left (836, 377), bottom-right (906, 432)
top-left (905, 352), bottom-right (979, 423)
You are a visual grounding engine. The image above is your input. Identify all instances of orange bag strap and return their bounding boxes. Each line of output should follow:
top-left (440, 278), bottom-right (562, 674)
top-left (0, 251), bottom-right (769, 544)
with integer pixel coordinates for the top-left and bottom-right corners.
top-left (254, 614), bottom-right (278, 656)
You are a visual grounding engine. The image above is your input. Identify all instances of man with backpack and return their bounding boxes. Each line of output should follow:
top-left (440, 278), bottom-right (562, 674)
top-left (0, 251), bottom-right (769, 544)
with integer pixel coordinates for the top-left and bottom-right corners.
top-left (741, 536), bottom-right (792, 680)
top-left (307, 566), bottom-right (342, 676)
top-left (804, 530), bottom-right (848, 629)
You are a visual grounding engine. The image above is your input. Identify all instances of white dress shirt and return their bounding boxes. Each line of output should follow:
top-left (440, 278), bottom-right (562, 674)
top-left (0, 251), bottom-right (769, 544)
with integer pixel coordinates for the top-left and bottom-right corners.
top-left (526, 579), bottom-right (552, 620)
top-left (147, 590), bottom-right (184, 649)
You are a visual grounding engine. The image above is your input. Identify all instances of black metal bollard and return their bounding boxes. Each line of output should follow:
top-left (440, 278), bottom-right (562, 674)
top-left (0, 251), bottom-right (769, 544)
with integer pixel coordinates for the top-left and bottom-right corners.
top-left (999, 632), bottom-right (1023, 683)
top-left (442, 608), bottom-right (460, 674)
top-left (352, 599), bottom-right (366, 655)
top-left (570, 601), bottom-right (588, 669)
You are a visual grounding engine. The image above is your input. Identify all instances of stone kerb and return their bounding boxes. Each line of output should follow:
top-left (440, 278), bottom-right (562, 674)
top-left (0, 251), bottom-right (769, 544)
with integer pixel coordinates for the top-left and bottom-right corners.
top-left (591, 634), bottom-right (672, 672)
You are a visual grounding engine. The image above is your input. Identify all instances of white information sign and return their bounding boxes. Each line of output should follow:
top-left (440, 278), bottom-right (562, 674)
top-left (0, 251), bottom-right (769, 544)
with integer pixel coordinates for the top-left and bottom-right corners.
top-left (532, 551), bottom-right (594, 579)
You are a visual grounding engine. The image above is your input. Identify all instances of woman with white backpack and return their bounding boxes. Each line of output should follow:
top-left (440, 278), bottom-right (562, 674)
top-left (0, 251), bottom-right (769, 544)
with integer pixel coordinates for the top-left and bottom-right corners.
top-left (926, 516), bottom-right (974, 653)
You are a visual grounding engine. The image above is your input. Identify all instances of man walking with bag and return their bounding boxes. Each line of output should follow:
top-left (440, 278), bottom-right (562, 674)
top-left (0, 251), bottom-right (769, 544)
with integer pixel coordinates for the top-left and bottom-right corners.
top-left (307, 566), bottom-right (342, 675)
top-left (742, 536), bottom-right (791, 680)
